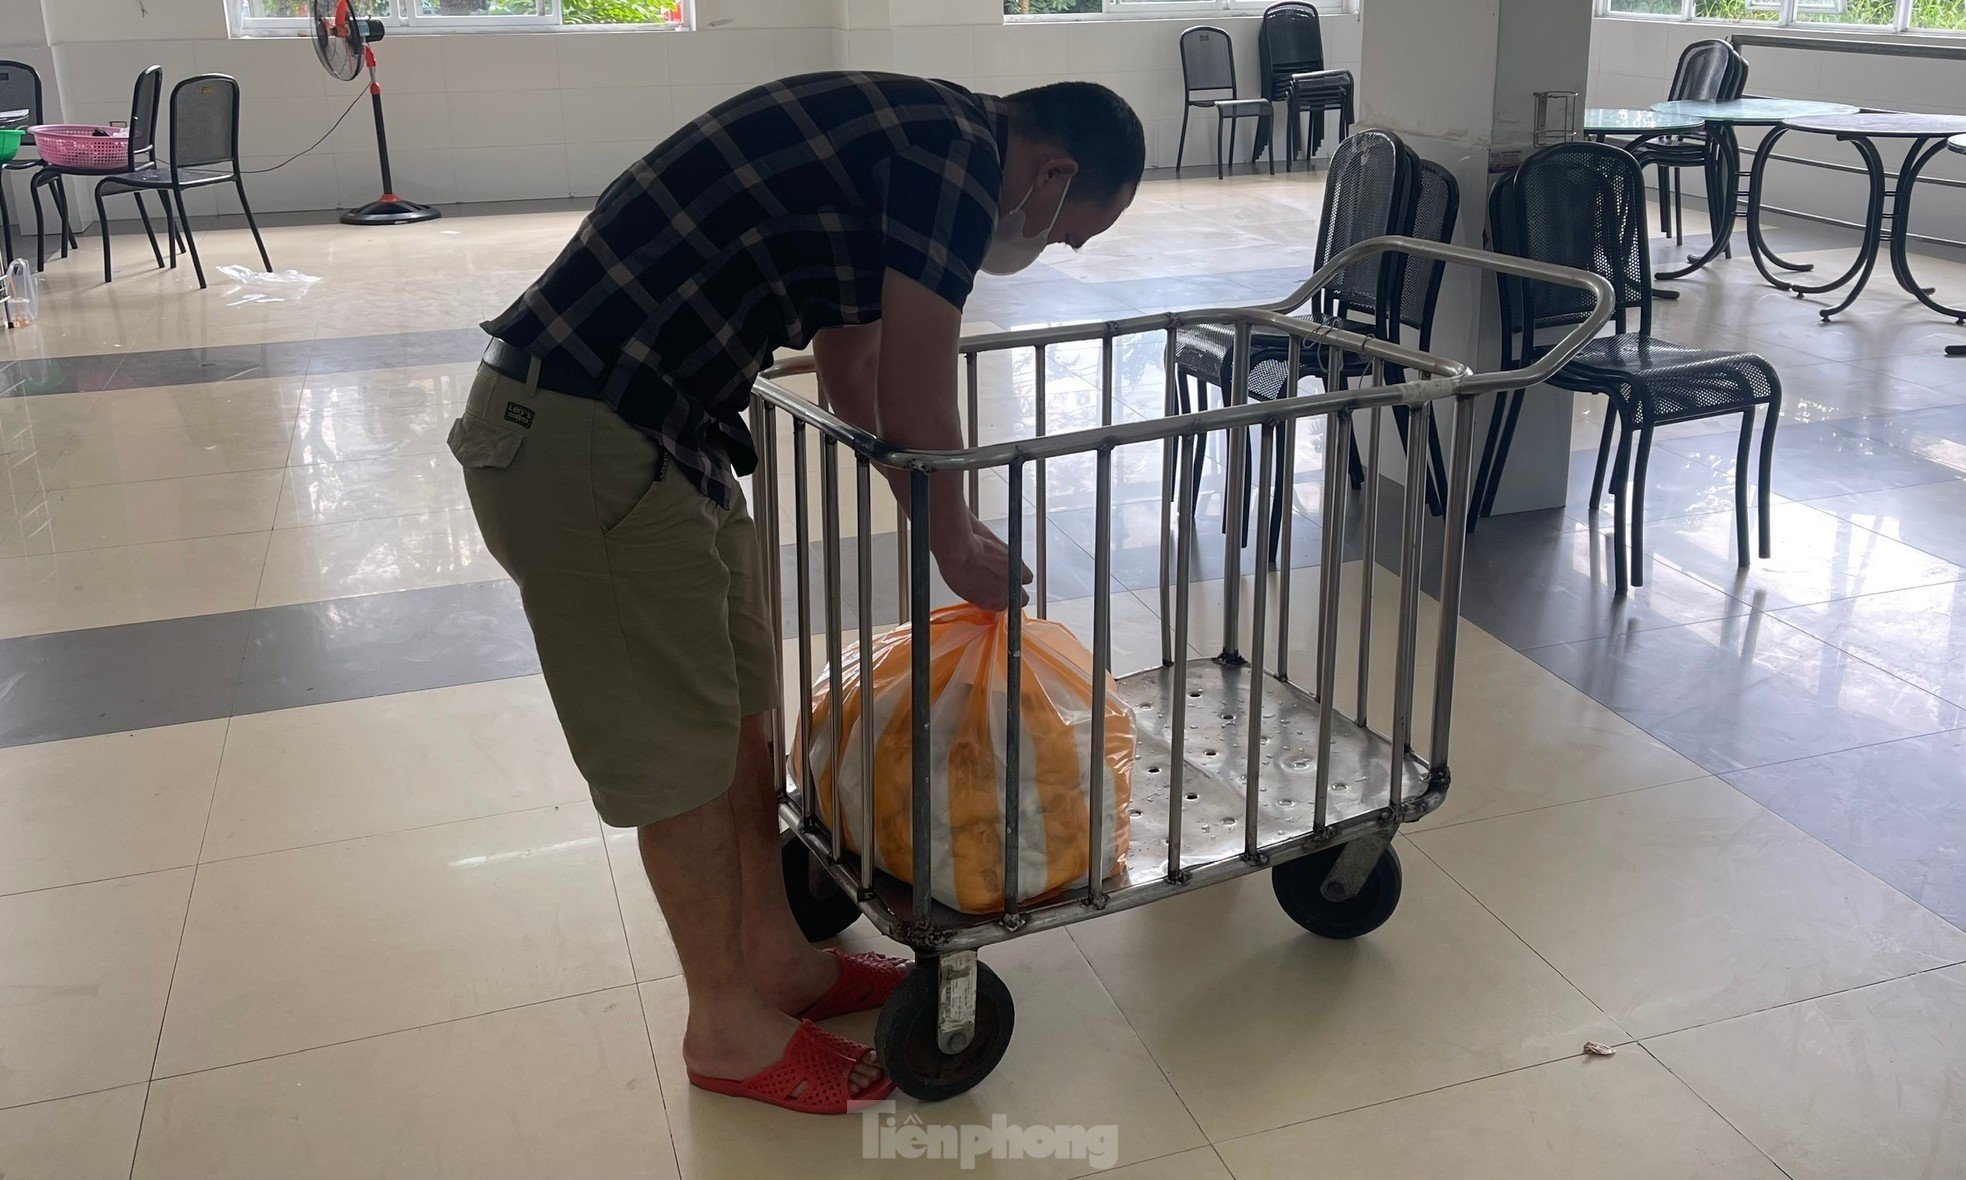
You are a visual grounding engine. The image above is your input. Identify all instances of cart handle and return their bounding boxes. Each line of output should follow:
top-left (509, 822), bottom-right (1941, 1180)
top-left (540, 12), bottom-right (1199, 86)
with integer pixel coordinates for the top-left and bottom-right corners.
top-left (752, 235), bottom-right (1615, 473)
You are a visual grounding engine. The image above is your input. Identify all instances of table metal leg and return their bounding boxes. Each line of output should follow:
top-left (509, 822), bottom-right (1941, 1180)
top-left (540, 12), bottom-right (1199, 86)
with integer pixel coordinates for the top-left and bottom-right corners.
top-left (1816, 133), bottom-right (1889, 321)
top-left (1658, 124), bottom-right (1742, 282)
top-left (1746, 126), bottom-right (1819, 284)
top-left (1886, 137), bottom-right (1966, 339)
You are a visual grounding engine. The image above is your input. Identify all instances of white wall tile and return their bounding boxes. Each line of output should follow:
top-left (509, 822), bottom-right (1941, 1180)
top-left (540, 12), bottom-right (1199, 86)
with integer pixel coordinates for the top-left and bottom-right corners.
top-left (559, 85), bottom-right (674, 145)
top-left (443, 88), bottom-right (566, 148)
top-left (453, 143), bottom-right (570, 201)
top-left (665, 28), bottom-right (777, 86)
top-left (335, 148), bottom-right (457, 208)
top-left (774, 27), bottom-right (838, 76)
top-left (369, 35), bottom-right (447, 95)
top-left (192, 39), bottom-right (329, 99)
top-left (235, 151), bottom-right (342, 213)
top-left (237, 95), bottom-right (350, 158)
top-left (327, 93), bottom-right (453, 154)
top-left (440, 34), bottom-right (561, 93)
top-left (566, 140), bottom-right (645, 196)
top-left (846, 28), bottom-right (892, 70)
top-left (44, 0), bottom-right (224, 43)
top-left (52, 40), bottom-right (198, 109)
top-left (972, 24), bottom-right (1068, 78)
top-left (890, 26), bottom-right (975, 81)
top-left (554, 29), bottom-right (673, 86)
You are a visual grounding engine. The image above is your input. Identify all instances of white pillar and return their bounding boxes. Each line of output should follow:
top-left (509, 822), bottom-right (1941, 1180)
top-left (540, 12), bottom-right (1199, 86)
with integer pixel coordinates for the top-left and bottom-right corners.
top-left (1359, 0), bottom-right (1594, 515)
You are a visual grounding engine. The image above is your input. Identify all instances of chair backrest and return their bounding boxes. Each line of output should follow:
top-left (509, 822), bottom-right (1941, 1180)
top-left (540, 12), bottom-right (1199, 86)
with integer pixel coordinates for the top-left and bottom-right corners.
top-left (1668, 39), bottom-right (1748, 103)
top-left (1259, 3), bottom-right (1325, 101)
top-left (170, 74), bottom-right (242, 172)
top-left (127, 65), bottom-right (164, 166)
top-left (1314, 128), bottom-right (1417, 330)
top-left (1397, 159), bottom-right (1461, 344)
top-left (1498, 142), bottom-right (1651, 348)
top-left (1180, 26), bottom-right (1238, 99)
top-left (0, 60), bottom-right (45, 132)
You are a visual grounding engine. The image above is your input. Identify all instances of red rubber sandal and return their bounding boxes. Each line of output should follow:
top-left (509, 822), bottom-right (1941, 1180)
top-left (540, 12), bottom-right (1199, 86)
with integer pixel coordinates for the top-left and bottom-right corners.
top-left (798, 949), bottom-right (913, 1022)
top-left (686, 1020), bottom-right (894, 1115)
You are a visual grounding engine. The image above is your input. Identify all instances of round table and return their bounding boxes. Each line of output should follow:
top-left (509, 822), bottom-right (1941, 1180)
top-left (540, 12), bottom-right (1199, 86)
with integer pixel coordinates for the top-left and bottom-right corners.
top-left (1649, 98), bottom-right (1861, 282)
top-left (1585, 107), bottom-right (1704, 138)
top-left (1746, 111), bottom-right (1966, 334)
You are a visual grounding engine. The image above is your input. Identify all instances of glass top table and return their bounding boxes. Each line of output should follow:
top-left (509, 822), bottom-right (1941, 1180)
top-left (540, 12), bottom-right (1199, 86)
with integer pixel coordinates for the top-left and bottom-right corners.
top-left (1644, 100), bottom-right (1862, 283)
top-left (1585, 107), bottom-right (1703, 135)
top-left (1745, 111), bottom-right (1966, 347)
top-left (1652, 98), bottom-right (1860, 125)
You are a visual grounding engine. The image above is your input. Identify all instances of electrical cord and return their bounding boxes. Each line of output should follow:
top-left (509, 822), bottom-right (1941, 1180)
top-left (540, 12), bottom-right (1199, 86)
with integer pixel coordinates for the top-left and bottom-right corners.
top-left (241, 89), bottom-right (366, 174)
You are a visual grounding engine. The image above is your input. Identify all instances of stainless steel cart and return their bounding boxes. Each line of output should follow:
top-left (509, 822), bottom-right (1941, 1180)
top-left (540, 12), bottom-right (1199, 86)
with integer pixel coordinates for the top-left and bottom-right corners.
top-left (753, 236), bottom-right (1613, 1101)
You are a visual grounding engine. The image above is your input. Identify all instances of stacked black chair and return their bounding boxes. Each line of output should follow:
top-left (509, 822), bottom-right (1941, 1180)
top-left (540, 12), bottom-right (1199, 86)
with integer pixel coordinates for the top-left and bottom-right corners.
top-left (1173, 130), bottom-right (1460, 552)
top-left (1258, 2), bottom-right (1353, 172)
top-left (1476, 142), bottom-right (1781, 595)
top-left (31, 65), bottom-right (164, 273)
top-left (0, 60), bottom-right (73, 265)
top-left (1625, 39), bottom-right (1747, 245)
top-left (95, 74), bottom-right (271, 288)
top-left (1177, 26), bottom-right (1272, 180)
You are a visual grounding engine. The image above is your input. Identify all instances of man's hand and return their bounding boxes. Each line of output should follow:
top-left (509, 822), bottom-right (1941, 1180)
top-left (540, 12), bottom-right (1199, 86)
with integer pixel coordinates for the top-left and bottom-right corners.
top-left (931, 514), bottom-right (1032, 613)
top-left (813, 270), bottom-right (1037, 612)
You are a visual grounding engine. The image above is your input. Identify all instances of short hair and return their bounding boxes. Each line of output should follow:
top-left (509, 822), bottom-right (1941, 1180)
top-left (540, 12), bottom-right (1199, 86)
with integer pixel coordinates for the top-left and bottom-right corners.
top-left (1004, 82), bottom-right (1145, 204)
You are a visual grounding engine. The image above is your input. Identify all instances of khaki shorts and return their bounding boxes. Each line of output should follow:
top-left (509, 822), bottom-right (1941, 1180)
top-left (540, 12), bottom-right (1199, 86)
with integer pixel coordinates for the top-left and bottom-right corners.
top-left (450, 361), bottom-right (776, 828)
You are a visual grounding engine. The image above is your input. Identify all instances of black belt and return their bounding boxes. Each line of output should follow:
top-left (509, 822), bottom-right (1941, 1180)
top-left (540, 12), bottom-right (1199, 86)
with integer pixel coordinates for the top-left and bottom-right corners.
top-left (483, 337), bottom-right (606, 401)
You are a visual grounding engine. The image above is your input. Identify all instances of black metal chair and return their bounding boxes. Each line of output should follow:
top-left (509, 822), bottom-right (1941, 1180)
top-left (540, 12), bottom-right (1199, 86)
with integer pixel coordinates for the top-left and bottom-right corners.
top-left (1475, 142), bottom-right (1781, 595)
top-left (1177, 26), bottom-right (1270, 180)
top-left (1625, 39), bottom-right (1747, 245)
top-left (1173, 131), bottom-right (1459, 550)
top-left (0, 59), bottom-right (74, 265)
top-left (95, 74), bottom-right (270, 288)
top-left (1258, 2), bottom-right (1353, 171)
top-left (30, 65), bottom-right (165, 274)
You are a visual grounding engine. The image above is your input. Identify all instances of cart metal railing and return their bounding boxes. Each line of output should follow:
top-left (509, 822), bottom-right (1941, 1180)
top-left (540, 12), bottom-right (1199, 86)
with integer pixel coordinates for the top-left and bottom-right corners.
top-left (751, 235), bottom-right (1613, 1097)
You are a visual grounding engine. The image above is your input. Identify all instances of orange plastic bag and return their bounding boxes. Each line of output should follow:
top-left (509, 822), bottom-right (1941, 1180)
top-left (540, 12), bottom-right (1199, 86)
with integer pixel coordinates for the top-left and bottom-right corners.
top-left (795, 605), bottom-right (1134, 914)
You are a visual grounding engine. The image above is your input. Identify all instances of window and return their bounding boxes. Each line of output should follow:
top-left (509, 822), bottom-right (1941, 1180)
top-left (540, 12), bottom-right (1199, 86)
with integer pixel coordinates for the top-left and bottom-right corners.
top-left (1004, 1), bottom-right (1354, 17)
top-left (235, 0), bottom-right (687, 33)
top-left (1599, 0), bottom-right (1966, 33)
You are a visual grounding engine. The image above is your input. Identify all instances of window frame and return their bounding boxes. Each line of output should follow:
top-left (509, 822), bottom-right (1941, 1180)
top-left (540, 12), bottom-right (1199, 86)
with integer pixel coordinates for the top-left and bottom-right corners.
top-left (1005, 0), bottom-right (1357, 21)
top-left (1595, 0), bottom-right (1962, 37)
top-left (230, 0), bottom-right (692, 37)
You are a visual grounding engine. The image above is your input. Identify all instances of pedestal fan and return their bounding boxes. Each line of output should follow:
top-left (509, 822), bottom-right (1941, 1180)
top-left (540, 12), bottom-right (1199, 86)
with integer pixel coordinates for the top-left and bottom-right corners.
top-left (312, 0), bottom-right (439, 225)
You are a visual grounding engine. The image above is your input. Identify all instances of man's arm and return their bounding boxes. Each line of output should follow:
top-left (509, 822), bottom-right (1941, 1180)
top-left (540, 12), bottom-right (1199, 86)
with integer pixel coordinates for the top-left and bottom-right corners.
top-left (808, 271), bottom-right (1028, 612)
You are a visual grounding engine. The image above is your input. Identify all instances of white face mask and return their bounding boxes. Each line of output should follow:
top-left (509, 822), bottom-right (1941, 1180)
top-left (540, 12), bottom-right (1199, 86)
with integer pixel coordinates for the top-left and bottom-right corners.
top-left (980, 175), bottom-right (1071, 276)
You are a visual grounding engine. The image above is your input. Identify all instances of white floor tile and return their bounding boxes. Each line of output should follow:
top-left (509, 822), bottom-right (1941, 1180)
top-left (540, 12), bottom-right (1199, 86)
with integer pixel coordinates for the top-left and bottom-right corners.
top-left (0, 722), bottom-right (226, 896)
top-left (1214, 1052), bottom-right (1783, 1180)
top-left (202, 678), bottom-right (589, 859)
top-left (134, 989), bottom-right (674, 1180)
top-left (0, 870), bottom-right (192, 1107)
top-left (274, 452), bottom-right (470, 528)
top-left (0, 1085), bottom-right (148, 1180)
top-left (1414, 779), bottom-right (1966, 1039)
top-left (254, 507), bottom-right (501, 609)
top-left (1648, 964), bottom-right (1966, 1180)
top-left (19, 470), bottom-right (285, 552)
top-left (155, 805), bottom-right (631, 1075)
top-left (0, 533), bottom-right (269, 639)
top-left (1067, 845), bottom-right (1624, 1141)
top-left (642, 928), bottom-right (1207, 1178)
top-left (603, 826), bottom-right (683, 983)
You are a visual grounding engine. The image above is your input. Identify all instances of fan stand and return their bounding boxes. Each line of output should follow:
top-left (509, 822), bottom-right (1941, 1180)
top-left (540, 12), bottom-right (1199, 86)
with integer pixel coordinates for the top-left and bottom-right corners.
top-left (342, 50), bottom-right (437, 226)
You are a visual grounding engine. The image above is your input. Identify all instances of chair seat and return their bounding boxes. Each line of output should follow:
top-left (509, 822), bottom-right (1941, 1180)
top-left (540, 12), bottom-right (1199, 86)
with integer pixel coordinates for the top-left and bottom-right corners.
top-left (1204, 98), bottom-right (1270, 115)
top-left (98, 163), bottom-right (231, 189)
top-left (1544, 334), bottom-right (1779, 426)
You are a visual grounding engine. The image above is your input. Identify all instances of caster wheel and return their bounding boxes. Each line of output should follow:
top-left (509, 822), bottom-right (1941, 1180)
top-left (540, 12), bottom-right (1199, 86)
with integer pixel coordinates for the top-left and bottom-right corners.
top-left (875, 958), bottom-right (1015, 1102)
top-left (780, 828), bottom-right (862, 942)
top-left (1272, 844), bottom-right (1402, 939)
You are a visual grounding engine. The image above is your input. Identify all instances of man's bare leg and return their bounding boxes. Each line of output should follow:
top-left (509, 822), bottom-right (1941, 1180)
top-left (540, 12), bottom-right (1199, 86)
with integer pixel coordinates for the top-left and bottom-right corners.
top-left (725, 712), bottom-right (873, 1012)
top-left (638, 773), bottom-right (880, 1092)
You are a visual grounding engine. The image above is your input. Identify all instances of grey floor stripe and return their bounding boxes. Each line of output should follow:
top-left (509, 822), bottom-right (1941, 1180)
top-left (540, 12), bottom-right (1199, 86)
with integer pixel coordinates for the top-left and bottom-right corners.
top-left (0, 327), bottom-right (487, 398)
top-left (0, 580), bottom-right (537, 749)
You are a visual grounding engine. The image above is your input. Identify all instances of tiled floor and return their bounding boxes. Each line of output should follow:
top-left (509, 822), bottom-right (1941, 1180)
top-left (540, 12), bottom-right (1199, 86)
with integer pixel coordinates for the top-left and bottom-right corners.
top-left (3, 168), bottom-right (1964, 1180)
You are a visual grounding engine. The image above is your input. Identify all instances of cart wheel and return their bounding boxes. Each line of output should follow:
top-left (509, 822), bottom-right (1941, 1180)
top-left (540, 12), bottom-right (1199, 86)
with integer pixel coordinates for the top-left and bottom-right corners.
top-left (875, 958), bottom-right (1015, 1102)
top-left (779, 828), bottom-right (862, 942)
top-left (1272, 844), bottom-right (1402, 938)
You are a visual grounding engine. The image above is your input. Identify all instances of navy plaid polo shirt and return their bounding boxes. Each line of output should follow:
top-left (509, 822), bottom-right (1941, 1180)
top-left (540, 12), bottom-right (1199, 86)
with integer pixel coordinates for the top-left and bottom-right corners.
top-left (483, 71), bottom-right (1009, 505)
